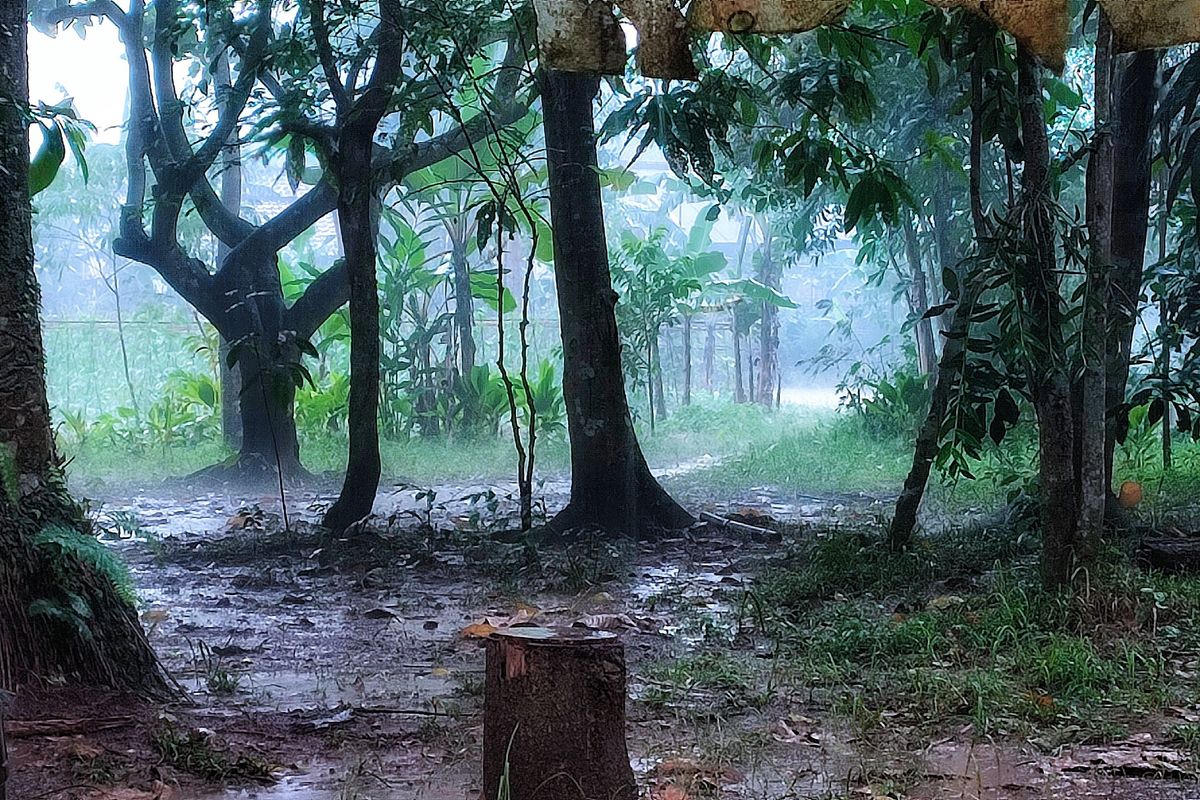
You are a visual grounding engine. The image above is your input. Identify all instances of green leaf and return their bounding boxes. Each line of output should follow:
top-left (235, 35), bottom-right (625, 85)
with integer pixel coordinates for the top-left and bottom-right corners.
top-left (30, 122), bottom-right (66, 196)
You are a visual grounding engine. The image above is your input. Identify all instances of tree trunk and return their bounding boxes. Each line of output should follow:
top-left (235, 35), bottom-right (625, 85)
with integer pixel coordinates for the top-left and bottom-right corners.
top-left (902, 214), bottom-right (938, 378)
top-left (482, 628), bottom-right (636, 800)
top-left (651, 334), bottom-right (668, 421)
top-left (0, 0), bottom-right (170, 697)
top-left (215, 50), bottom-right (243, 450)
top-left (1079, 15), bottom-right (1115, 556)
top-left (321, 5), bottom-right (400, 532)
top-left (888, 43), bottom-right (989, 551)
top-left (704, 318), bottom-right (715, 392)
top-left (542, 70), bottom-right (692, 537)
top-left (682, 314), bottom-right (692, 405)
top-left (1018, 46), bottom-right (1079, 588)
top-left (756, 246), bottom-right (780, 408)
top-left (452, 238), bottom-right (477, 379)
top-left (732, 319), bottom-right (745, 403)
top-left (1104, 51), bottom-right (1158, 494)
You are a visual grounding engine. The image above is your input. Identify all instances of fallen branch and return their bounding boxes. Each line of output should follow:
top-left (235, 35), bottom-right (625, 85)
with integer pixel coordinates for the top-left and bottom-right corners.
top-left (4, 716), bottom-right (137, 739)
top-left (698, 512), bottom-right (775, 538)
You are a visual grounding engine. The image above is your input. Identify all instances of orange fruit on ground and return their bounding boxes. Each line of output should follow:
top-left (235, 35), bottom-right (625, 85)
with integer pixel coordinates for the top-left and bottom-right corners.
top-left (1118, 480), bottom-right (1144, 509)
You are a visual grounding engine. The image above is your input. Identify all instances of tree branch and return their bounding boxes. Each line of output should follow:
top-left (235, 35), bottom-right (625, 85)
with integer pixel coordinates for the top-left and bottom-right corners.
top-left (288, 259), bottom-right (347, 339)
top-left (35, 0), bottom-right (122, 29)
top-left (307, 0), bottom-right (351, 117)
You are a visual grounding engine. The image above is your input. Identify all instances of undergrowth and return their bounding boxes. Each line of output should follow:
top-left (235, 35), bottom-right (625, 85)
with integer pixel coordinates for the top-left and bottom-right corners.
top-left (757, 527), bottom-right (1200, 740)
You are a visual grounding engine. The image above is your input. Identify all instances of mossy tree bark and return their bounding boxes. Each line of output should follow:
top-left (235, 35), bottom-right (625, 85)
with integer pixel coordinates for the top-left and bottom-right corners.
top-left (0, 0), bottom-right (171, 697)
top-left (541, 70), bottom-right (692, 537)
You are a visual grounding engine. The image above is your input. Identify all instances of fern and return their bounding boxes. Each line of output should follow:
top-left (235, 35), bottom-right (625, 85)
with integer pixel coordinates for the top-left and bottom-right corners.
top-left (33, 524), bottom-right (138, 606)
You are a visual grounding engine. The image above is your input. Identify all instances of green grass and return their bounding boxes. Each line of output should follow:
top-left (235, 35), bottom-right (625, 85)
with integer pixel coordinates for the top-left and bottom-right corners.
top-left (757, 528), bottom-right (1200, 739)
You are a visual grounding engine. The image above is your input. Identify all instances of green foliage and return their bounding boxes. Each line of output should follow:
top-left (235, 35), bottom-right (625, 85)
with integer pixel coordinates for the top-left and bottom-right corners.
top-left (29, 523), bottom-right (137, 642)
top-left (152, 724), bottom-right (272, 783)
top-left (764, 531), bottom-right (1200, 734)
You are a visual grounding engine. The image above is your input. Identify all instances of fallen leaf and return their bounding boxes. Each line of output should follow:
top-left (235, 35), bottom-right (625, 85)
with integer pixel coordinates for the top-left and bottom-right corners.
top-left (461, 607), bottom-right (539, 638)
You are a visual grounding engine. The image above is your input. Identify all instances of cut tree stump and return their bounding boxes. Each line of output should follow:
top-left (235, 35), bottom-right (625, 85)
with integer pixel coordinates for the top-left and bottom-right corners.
top-left (482, 627), bottom-right (637, 800)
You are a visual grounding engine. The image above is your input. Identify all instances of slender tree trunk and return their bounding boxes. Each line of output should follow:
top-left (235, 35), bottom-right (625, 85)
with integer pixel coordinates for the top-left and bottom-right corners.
top-left (1104, 51), bottom-right (1158, 492)
top-left (683, 313), bottom-right (693, 405)
top-left (756, 243), bottom-right (780, 408)
top-left (215, 51), bottom-right (243, 450)
top-left (652, 334), bottom-right (668, 420)
top-left (1158, 69), bottom-right (1172, 470)
top-left (452, 238), bottom-right (477, 378)
top-left (704, 318), bottom-right (715, 392)
top-left (1018, 46), bottom-right (1078, 588)
top-left (321, 2), bottom-right (401, 532)
top-left (732, 318), bottom-right (745, 403)
top-left (542, 70), bottom-right (692, 537)
top-left (902, 215), bottom-right (938, 378)
top-left (0, 1), bottom-right (170, 696)
top-left (1079, 16), bottom-right (1115, 556)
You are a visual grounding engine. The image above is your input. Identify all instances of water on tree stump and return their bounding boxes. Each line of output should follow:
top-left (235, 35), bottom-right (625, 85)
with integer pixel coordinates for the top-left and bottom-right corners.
top-left (481, 627), bottom-right (636, 800)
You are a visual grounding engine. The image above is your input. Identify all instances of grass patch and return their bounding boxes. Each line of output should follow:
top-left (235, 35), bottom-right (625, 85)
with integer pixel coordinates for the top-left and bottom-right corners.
top-left (152, 724), bottom-right (273, 783)
top-left (759, 529), bottom-right (1200, 739)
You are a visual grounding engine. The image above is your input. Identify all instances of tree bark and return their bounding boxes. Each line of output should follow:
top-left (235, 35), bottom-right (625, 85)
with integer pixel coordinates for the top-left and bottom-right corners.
top-left (1017, 46), bottom-right (1078, 588)
top-left (902, 214), bottom-right (938, 378)
top-left (482, 628), bottom-right (636, 800)
top-left (452, 238), bottom-right (477, 379)
top-left (1103, 51), bottom-right (1158, 493)
top-left (542, 70), bottom-right (692, 537)
top-left (0, 0), bottom-right (170, 697)
top-left (320, 0), bottom-right (401, 532)
top-left (682, 314), bottom-right (692, 405)
top-left (1079, 15), bottom-right (1115, 556)
top-left (704, 318), bottom-right (715, 392)
top-left (755, 236), bottom-right (780, 408)
top-left (215, 49), bottom-right (243, 450)
top-left (732, 316), bottom-right (745, 403)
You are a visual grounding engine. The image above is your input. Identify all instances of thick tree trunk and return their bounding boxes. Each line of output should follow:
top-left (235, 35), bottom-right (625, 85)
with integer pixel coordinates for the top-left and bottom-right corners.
top-left (482, 628), bottom-right (636, 800)
top-left (542, 70), bottom-right (692, 537)
top-left (1103, 51), bottom-right (1158, 493)
top-left (1018, 46), bottom-right (1079, 588)
top-left (320, 4), bottom-right (400, 532)
top-left (229, 341), bottom-right (304, 477)
top-left (0, 1), bottom-right (170, 697)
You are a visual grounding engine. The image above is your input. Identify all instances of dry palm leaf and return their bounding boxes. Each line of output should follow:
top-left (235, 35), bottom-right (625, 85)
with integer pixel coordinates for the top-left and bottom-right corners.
top-left (688, 0), bottom-right (850, 33)
top-left (534, 0), bottom-right (627, 74)
top-left (924, 0), bottom-right (1068, 72)
top-left (1100, 0), bottom-right (1200, 52)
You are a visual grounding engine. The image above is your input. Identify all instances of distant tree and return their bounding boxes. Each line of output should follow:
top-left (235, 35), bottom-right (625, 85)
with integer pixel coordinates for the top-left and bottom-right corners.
top-left (0, 0), bottom-right (169, 696)
top-left (34, 0), bottom-right (530, 479)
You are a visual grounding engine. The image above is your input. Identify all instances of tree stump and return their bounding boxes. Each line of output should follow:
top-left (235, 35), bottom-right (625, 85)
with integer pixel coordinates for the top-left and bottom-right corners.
top-left (481, 627), bottom-right (636, 800)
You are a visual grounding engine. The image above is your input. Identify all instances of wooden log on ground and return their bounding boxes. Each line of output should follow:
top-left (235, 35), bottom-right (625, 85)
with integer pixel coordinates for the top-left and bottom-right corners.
top-left (1139, 536), bottom-right (1200, 573)
top-left (481, 627), bottom-right (636, 800)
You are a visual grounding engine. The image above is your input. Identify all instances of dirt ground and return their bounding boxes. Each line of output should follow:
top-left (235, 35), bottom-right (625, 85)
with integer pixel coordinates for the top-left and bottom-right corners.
top-left (7, 477), bottom-right (1200, 800)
